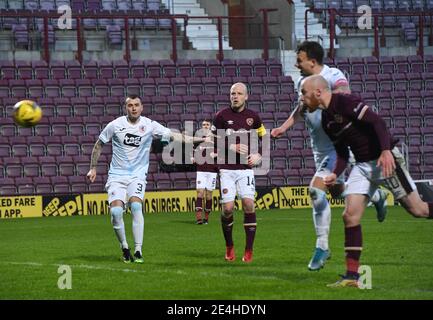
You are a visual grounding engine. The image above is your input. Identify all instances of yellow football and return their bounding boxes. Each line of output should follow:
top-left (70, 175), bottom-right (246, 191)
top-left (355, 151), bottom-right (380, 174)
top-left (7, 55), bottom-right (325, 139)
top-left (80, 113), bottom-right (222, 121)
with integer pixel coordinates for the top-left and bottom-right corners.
top-left (13, 100), bottom-right (43, 127)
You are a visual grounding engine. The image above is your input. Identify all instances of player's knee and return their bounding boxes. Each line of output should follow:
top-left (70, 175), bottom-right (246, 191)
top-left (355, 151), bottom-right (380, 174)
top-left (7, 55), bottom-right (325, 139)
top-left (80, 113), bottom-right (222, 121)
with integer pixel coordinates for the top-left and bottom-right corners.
top-left (223, 206), bottom-right (234, 217)
top-left (223, 209), bottom-right (233, 216)
top-left (243, 204), bottom-right (254, 213)
top-left (342, 208), bottom-right (360, 226)
top-left (130, 202), bottom-right (142, 214)
top-left (197, 189), bottom-right (205, 198)
top-left (110, 206), bottom-right (124, 227)
top-left (309, 187), bottom-right (328, 212)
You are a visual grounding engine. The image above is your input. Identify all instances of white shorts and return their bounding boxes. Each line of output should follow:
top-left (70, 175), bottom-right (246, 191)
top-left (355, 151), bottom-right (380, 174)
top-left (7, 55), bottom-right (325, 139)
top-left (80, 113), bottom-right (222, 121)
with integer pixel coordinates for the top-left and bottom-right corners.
top-left (345, 147), bottom-right (417, 200)
top-left (313, 150), bottom-right (345, 184)
top-left (219, 169), bottom-right (256, 203)
top-left (105, 176), bottom-right (146, 205)
top-left (196, 171), bottom-right (217, 191)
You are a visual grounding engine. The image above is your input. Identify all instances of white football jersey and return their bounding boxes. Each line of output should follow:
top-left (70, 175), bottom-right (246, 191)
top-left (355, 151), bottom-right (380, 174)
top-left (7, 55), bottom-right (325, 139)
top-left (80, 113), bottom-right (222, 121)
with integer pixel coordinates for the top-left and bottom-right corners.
top-left (99, 116), bottom-right (171, 179)
top-left (296, 65), bottom-right (349, 156)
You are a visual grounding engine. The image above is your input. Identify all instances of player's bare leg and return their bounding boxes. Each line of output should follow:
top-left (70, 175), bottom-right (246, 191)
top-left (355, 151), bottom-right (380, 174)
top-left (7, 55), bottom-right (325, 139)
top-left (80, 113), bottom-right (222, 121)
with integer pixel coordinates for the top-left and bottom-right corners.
top-left (242, 197), bottom-right (256, 263)
top-left (222, 201), bottom-right (235, 261)
top-left (203, 190), bottom-right (212, 224)
top-left (328, 194), bottom-right (368, 287)
top-left (195, 189), bottom-right (205, 224)
top-left (130, 196), bottom-right (144, 263)
top-left (110, 200), bottom-right (133, 263)
top-left (398, 191), bottom-right (433, 218)
top-left (308, 176), bottom-right (333, 270)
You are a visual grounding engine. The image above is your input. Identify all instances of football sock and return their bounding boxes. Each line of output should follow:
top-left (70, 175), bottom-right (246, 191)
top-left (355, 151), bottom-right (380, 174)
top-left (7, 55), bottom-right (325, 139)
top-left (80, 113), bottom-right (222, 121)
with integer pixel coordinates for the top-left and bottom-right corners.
top-left (196, 197), bottom-right (203, 221)
top-left (345, 225), bottom-right (363, 279)
top-left (244, 213), bottom-right (257, 251)
top-left (310, 187), bottom-right (331, 251)
top-left (205, 197), bottom-right (212, 220)
top-left (130, 202), bottom-right (144, 254)
top-left (428, 203), bottom-right (433, 219)
top-left (110, 206), bottom-right (128, 249)
top-left (221, 213), bottom-right (234, 247)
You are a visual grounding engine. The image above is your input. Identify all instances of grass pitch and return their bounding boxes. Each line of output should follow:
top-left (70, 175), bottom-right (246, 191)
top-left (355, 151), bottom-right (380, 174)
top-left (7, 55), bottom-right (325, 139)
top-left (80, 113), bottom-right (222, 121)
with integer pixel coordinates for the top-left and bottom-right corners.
top-left (0, 206), bottom-right (432, 300)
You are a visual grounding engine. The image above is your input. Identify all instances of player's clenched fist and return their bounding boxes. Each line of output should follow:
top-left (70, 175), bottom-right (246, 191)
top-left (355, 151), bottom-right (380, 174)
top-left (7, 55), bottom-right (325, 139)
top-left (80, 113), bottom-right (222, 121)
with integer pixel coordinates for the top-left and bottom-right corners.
top-left (247, 153), bottom-right (262, 167)
top-left (323, 173), bottom-right (337, 187)
top-left (86, 168), bottom-right (97, 183)
top-left (271, 127), bottom-right (285, 139)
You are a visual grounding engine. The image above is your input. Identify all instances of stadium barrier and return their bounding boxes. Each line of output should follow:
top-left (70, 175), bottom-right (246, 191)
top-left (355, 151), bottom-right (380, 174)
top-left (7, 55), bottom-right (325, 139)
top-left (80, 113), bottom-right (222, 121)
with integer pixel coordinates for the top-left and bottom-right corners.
top-left (0, 185), bottom-right (398, 219)
top-left (0, 9), bottom-right (279, 63)
top-left (304, 8), bottom-right (433, 59)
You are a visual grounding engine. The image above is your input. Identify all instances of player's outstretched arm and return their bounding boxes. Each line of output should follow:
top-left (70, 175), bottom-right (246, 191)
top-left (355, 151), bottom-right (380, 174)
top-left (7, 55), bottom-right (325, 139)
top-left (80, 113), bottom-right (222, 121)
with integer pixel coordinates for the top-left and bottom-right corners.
top-left (170, 132), bottom-right (212, 144)
top-left (86, 139), bottom-right (104, 183)
top-left (271, 103), bottom-right (303, 138)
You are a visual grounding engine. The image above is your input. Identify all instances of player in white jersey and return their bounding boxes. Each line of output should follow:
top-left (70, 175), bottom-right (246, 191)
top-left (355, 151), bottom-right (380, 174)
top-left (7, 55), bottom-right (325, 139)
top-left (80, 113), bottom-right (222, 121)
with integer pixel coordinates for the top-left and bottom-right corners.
top-left (271, 41), bottom-right (388, 271)
top-left (87, 95), bottom-right (209, 263)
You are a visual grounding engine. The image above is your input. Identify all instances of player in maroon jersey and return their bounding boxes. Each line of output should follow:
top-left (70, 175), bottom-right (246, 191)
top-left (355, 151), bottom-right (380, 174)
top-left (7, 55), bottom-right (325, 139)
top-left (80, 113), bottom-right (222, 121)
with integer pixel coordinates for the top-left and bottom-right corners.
top-left (191, 120), bottom-right (218, 225)
top-left (213, 83), bottom-right (266, 263)
top-left (301, 75), bottom-right (433, 287)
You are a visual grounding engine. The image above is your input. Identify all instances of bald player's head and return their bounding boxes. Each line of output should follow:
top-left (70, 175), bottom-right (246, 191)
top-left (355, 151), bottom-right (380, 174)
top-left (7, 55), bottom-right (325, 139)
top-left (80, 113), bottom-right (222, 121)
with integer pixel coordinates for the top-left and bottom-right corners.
top-left (230, 82), bottom-right (249, 112)
top-left (300, 75), bottom-right (331, 112)
top-left (303, 75), bottom-right (330, 91)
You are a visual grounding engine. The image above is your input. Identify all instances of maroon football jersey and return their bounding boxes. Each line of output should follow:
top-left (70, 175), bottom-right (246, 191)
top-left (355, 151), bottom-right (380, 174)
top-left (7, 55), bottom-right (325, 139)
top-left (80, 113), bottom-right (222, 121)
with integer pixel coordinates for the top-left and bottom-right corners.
top-left (193, 136), bottom-right (218, 173)
top-left (213, 107), bottom-right (265, 170)
top-left (321, 94), bottom-right (397, 164)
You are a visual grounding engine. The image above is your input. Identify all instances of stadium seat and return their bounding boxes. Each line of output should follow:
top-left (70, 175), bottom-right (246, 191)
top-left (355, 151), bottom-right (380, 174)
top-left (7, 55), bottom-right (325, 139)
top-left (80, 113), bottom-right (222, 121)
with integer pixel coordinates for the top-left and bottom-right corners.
top-left (268, 170), bottom-right (286, 186)
top-left (11, 144), bottom-right (28, 157)
top-left (361, 74), bottom-right (379, 92)
top-left (176, 59), bottom-right (192, 78)
top-left (34, 176), bottom-right (53, 194)
top-left (201, 77), bottom-right (218, 95)
top-left (51, 176), bottom-right (70, 194)
top-left (16, 60), bottom-right (33, 79)
top-left (0, 144), bottom-right (11, 158)
top-left (16, 177), bottom-right (35, 194)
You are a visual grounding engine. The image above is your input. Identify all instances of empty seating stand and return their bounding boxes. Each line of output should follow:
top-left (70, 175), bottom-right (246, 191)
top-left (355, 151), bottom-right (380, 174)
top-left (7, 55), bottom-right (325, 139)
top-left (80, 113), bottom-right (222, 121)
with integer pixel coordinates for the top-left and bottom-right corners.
top-left (0, 57), bottom-right (305, 195)
top-left (0, 0), bottom-right (173, 33)
top-left (0, 34), bottom-right (429, 194)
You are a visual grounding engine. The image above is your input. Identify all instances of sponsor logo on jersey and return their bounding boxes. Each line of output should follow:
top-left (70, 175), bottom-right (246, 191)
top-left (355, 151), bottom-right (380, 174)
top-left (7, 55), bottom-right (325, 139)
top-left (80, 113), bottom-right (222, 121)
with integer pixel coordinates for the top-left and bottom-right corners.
top-left (119, 128), bottom-right (126, 131)
top-left (227, 120), bottom-right (234, 125)
top-left (123, 133), bottom-right (142, 147)
top-left (246, 118), bottom-right (254, 126)
top-left (226, 128), bottom-right (251, 136)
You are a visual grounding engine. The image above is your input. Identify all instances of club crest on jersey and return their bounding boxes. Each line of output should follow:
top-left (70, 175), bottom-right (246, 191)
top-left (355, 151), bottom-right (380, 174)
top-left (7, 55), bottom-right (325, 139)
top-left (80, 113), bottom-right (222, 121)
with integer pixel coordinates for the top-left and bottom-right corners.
top-left (246, 118), bottom-right (254, 126)
top-left (334, 114), bottom-right (344, 123)
top-left (124, 133), bottom-right (142, 147)
top-left (139, 125), bottom-right (146, 133)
